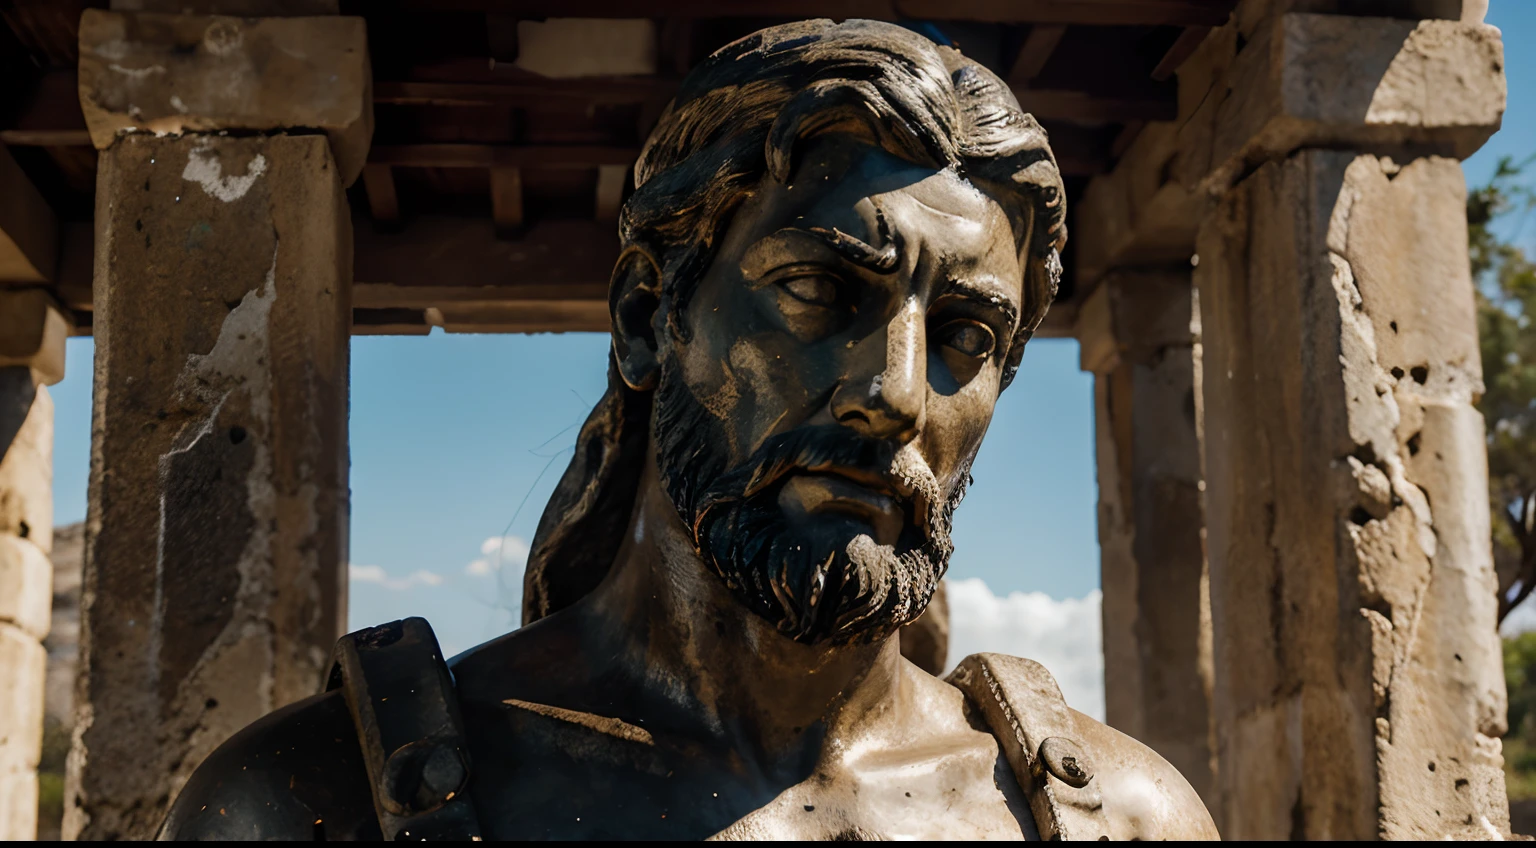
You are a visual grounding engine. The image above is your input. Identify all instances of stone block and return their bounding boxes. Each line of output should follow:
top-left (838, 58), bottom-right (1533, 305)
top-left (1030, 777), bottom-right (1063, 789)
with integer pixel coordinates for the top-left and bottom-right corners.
top-left (0, 622), bottom-right (46, 774)
top-left (77, 10), bottom-right (373, 185)
top-left (0, 289), bottom-right (71, 386)
top-left (0, 535), bottom-right (52, 641)
top-left (1075, 123), bottom-right (1200, 287)
top-left (1196, 150), bottom-right (1507, 838)
top-left (0, 768), bottom-right (39, 842)
top-left (0, 378), bottom-right (52, 554)
top-left (69, 132), bottom-right (350, 841)
top-left (1196, 15), bottom-right (1503, 192)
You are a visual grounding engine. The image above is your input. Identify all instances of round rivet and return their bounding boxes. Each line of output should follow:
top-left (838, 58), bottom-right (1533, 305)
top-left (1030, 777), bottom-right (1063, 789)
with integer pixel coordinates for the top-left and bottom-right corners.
top-left (1038, 736), bottom-right (1094, 788)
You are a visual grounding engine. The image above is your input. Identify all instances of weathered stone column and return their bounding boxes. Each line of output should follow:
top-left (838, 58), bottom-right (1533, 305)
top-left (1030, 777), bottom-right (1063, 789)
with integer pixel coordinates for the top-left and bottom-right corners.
top-left (1078, 271), bottom-right (1214, 807)
top-left (0, 290), bottom-right (69, 840)
top-left (64, 9), bottom-right (369, 840)
top-left (1190, 8), bottom-right (1508, 840)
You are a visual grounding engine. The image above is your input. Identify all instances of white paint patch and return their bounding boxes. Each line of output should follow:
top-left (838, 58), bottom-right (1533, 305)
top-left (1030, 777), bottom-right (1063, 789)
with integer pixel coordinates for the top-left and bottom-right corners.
top-left (108, 63), bottom-right (165, 79)
top-left (169, 95), bottom-right (188, 114)
top-left (869, 372), bottom-right (884, 398)
top-left (182, 143), bottom-right (267, 203)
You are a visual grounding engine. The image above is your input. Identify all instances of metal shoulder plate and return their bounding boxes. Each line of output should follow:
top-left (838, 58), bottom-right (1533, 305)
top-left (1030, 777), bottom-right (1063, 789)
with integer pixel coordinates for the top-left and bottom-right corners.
top-left (946, 652), bottom-right (1109, 841)
top-left (326, 617), bottom-right (483, 841)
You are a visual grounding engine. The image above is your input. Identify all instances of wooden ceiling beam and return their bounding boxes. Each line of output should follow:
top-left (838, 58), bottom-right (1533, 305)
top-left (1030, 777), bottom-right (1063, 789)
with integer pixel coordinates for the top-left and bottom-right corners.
top-left (396, 0), bottom-right (1234, 27)
top-left (0, 144), bottom-right (58, 283)
top-left (371, 144), bottom-right (641, 169)
top-left (1009, 24), bottom-right (1067, 85)
top-left (1152, 25), bottom-right (1212, 81)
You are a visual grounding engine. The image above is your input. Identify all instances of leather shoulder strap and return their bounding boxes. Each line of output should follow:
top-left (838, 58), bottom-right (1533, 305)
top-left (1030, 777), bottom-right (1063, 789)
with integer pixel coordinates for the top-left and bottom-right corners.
top-left (326, 617), bottom-right (483, 841)
top-left (946, 653), bottom-right (1109, 841)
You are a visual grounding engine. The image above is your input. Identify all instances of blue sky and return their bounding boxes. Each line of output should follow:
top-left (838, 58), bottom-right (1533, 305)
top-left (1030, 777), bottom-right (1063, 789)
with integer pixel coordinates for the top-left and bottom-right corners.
top-left (43, 6), bottom-right (1534, 698)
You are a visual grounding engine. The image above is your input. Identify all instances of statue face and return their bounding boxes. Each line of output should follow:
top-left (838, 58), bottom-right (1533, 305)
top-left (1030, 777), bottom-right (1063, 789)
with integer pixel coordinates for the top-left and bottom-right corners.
top-left (651, 136), bottom-right (1028, 646)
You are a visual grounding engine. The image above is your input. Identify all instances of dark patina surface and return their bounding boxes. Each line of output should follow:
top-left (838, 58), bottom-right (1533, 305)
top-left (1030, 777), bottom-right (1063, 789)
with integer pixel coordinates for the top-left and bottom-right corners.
top-left (160, 18), bottom-right (1217, 841)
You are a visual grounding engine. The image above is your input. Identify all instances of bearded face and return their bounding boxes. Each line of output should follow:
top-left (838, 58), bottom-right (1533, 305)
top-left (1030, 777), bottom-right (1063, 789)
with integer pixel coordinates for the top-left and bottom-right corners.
top-left (654, 356), bottom-right (969, 645)
top-left (636, 138), bottom-right (1028, 647)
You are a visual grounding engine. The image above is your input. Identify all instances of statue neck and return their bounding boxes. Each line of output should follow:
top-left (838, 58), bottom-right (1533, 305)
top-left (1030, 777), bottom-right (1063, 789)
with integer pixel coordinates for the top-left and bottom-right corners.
top-left (578, 448), bottom-right (905, 773)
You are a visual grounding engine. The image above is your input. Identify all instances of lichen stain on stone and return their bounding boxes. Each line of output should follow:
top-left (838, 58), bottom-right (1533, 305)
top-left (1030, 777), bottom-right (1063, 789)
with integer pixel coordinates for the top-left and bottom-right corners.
top-left (182, 143), bottom-right (267, 203)
top-left (154, 246), bottom-right (279, 744)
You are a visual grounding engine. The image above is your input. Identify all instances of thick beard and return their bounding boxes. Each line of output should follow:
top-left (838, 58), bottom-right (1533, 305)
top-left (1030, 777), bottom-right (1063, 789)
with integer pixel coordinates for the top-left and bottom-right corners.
top-left (653, 358), bottom-right (969, 646)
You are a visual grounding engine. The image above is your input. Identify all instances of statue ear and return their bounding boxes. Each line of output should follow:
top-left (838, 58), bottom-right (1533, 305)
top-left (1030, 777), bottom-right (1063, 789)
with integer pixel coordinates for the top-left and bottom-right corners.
top-left (610, 246), bottom-right (663, 392)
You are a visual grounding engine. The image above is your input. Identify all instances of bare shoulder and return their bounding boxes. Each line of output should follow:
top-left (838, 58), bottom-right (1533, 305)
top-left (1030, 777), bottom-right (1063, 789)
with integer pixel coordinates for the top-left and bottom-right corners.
top-left (1067, 707), bottom-right (1220, 840)
top-left (157, 690), bottom-right (380, 841)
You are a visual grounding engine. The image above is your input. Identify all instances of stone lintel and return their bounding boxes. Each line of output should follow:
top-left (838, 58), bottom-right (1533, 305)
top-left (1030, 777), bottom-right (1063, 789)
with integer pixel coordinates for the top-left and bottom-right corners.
top-left (0, 145), bottom-right (59, 284)
top-left (68, 132), bottom-right (351, 841)
top-left (1195, 149), bottom-right (1506, 839)
top-left (1076, 270), bottom-right (1199, 375)
top-left (1193, 14), bottom-right (1503, 194)
top-left (0, 289), bottom-right (72, 386)
top-left (77, 9), bottom-right (373, 185)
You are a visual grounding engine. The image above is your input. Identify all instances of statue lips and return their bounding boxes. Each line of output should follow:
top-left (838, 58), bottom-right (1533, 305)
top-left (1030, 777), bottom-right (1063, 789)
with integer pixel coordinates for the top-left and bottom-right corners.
top-left (777, 466), bottom-right (918, 548)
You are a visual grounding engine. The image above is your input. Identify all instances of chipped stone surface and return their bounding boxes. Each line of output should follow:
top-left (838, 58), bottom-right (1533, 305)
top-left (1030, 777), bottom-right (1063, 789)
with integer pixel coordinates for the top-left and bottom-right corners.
top-left (1079, 271), bottom-right (1214, 810)
top-left (1195, 150), bottom-right (1507, 839)
top-left (77, 10), bottom-right (372, 185)
top-left (66, 133), bottom-right (350, 841)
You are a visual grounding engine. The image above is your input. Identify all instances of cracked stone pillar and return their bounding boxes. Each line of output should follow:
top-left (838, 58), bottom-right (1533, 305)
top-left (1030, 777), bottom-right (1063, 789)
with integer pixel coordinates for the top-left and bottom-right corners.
top-left (1078, 271), bottom-right (1214, 809)
top-left (1184, 7), bottom-right (1508, 838)
top-left (0, 290), bottom-right (69, 841)
top-left (65, 8), bottom-right (369, 840)
top-left (1199, 153), bottom-right (1506, 839)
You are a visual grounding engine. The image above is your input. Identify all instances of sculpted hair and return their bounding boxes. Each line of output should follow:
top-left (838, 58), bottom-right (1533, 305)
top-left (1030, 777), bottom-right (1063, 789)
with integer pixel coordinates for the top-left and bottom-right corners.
top-left (523, 18), bottom-right (1067, 625)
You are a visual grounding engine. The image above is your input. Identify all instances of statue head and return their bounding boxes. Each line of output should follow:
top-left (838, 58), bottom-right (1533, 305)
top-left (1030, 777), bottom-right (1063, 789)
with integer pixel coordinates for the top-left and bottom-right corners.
top-left (523, 18), bottom-right (1066, 647)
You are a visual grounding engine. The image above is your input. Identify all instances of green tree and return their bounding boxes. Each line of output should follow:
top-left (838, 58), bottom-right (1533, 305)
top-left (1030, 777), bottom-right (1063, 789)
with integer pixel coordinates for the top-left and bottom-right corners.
top-left (1470, 156), bottom-right (1536, 621)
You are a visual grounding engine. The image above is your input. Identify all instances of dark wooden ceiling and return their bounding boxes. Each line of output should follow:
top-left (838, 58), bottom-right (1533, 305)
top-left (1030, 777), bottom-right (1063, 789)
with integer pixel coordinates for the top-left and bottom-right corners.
top-left (0, 0), bottom-right (1236, 335)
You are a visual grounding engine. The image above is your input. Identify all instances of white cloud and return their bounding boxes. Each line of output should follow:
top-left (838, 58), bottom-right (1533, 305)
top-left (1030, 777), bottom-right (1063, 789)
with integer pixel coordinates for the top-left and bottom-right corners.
top-left (943, 577), bottom-right (1105, 722)
top-left (466, 535), bottom-right (530, 578)
top-left (349, 563), bottom-right (445, 591)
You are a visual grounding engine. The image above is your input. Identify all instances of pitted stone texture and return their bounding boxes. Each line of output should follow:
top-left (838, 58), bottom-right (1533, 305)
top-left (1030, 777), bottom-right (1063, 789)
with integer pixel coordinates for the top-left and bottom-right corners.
top-left (77, 10), bottom-right (372, 185)
top-left (1079, 272), bottom-right (1213, 810)
top-left (0, 623), bottom-right (45, 841)
top-left (66, 133), bottom-right (350, 841)
top-left (1196, 150), bottom-right (1507, 839)
top-left (1180, 14), bottom-right (1503, 194)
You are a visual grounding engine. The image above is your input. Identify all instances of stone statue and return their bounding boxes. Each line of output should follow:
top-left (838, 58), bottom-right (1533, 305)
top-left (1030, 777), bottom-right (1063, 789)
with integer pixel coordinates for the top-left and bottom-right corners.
top-left (159, 19), bottom-right (1218, 840)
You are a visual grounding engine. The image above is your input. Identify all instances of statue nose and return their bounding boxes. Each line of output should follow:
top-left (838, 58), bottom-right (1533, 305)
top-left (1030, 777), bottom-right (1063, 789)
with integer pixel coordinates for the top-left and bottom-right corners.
top-left (831, 304), bottom-right (925, 444)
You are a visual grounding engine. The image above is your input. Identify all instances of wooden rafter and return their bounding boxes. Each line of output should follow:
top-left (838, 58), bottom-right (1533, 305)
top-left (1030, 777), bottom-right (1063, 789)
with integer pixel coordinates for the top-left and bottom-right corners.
top-left (1009, 24), bottom-right (1067, 85)
top-left (396, 0), bottom-right (1233, 27)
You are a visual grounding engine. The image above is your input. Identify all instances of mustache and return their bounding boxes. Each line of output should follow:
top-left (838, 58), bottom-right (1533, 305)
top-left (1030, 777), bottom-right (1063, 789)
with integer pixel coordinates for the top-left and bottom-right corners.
top-left (690, 424), bottom-right (938, 544)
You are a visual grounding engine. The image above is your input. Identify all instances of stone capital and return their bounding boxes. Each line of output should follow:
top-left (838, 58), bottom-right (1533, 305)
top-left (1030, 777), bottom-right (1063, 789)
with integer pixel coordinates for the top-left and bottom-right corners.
top-left (1191, 14), bottom-right (1504, 194)
top-left (77, 9), bottom-right (373, 185)
top-left (1076, 271), bottom-right (1198, 375)
top-left (0, 289), bottom-right (70, 387)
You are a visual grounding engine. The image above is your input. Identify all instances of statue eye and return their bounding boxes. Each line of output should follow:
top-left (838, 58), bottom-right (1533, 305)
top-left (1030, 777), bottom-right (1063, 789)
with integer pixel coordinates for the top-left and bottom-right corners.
top-left (937, 320), bottom-right (996, 358)
top-left (779, 274), bottom-right (840, 307)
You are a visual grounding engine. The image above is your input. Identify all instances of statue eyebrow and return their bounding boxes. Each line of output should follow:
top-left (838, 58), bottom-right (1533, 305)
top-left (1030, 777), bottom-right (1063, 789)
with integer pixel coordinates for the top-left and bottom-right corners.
top-left (938, 277), bottom-right (1019, 328)
top-left (778, 206), bottom-right (901, 274)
